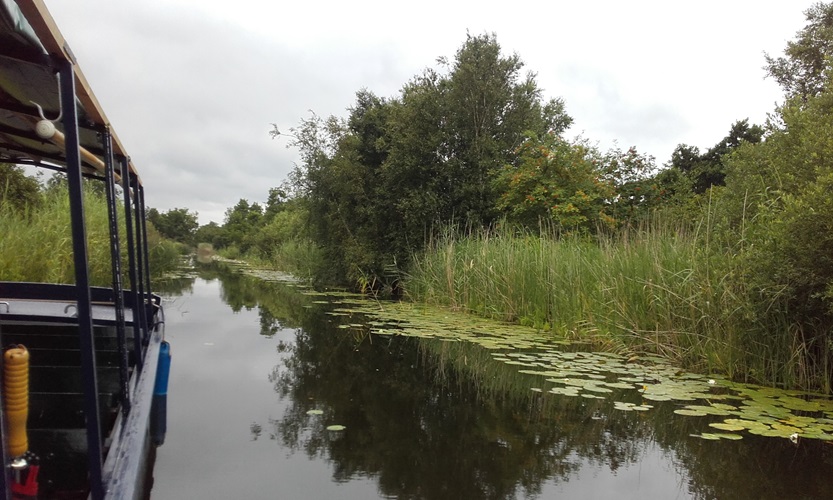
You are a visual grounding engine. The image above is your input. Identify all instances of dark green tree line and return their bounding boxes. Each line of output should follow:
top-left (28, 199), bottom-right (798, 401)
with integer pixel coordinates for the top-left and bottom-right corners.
top-left (284, 33), bottom-right (573, 286)
top-left (147, 207), bottom-right (199, 245)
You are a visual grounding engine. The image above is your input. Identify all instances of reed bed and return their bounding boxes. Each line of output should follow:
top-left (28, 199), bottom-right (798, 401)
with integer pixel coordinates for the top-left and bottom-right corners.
top-left (406, 223), bottom-right (823, 391)
top-left (1, 186), bottom-right (179, 286)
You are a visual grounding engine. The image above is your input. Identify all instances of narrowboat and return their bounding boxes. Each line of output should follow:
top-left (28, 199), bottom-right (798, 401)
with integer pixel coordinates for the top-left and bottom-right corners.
top-left (0, 1), bottom-right (170, 498)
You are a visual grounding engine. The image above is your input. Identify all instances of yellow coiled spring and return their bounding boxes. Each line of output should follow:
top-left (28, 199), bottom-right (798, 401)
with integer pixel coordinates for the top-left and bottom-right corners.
top-left (4, 346), bottom-right (29, 457)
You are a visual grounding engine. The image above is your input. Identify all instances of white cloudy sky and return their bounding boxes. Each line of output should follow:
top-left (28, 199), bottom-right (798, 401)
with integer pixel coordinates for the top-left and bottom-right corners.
top-left (44, 0), bottom-right (816, 225)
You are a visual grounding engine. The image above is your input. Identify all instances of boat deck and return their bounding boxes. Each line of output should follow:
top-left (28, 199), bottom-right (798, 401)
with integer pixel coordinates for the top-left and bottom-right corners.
top-left (2, 323), bottom-right (136, 498)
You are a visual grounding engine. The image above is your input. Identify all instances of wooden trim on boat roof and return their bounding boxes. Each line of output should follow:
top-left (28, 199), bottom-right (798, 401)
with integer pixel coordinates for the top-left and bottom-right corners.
top-left (11, 0), bottom-right (143, 185)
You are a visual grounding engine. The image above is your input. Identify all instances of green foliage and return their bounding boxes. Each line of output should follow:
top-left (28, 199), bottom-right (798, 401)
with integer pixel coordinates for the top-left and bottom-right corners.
top-left (194, 221), bottom-right (224, 248)
top-left (494, 133), bottom-right (614, 231)
top-left (286, 33), bottom-right (572, 287)
top-left (0, 163), bottom-right (41, 212)
top-left (600, 146), bottom-right (665, 224)
top-left (0, 183), bottom-right (178, 285)
top-left (147, 206), bottom-right (199, 245)
top-left (663, 120), bottom-right (764, 195)
top-left (405, 221), bottom-right (822, 391)
top-left (718, 76), bottom-right (833, 329)
top-left (268, 238), bottom-right (327, 284)
top-left (765, 2), bottom-right (833, 100)
top-left (222, 199), bottom-right (263, 252)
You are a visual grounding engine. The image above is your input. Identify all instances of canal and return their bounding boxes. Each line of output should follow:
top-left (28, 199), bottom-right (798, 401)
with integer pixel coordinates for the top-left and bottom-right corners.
top-left (151, 262), bottom-right (833, 499)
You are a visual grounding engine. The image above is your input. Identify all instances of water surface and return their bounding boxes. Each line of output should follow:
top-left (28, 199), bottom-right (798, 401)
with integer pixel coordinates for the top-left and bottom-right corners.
top-left (151, 264), bottom-right (833, 499)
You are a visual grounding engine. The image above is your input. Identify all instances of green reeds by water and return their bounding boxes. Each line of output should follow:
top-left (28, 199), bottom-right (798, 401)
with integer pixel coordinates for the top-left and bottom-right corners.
top-left (406, 223), bottom-right (827, 392)
top-left (0, 186), bottom-right (179, 286)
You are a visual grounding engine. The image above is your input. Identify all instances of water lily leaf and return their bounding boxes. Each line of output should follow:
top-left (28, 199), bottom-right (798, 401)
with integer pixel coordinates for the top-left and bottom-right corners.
top-left (710, 403), bottom-right (739, 412)
top-left (709, 422), bottom-right (745, 432)
top-left (692, 433), bottom-right (721, 440)
top-left (722, 418), bottom-right (768, 430)
top-left (770, 423), bottom-right (802, 435)
top-left (582, 385), bottom-right (613, 393)
top-left (711, 433), bottom-right (743, 440)
top-left (326, 425), bottom-right (346, 431)
top-left (642, 394), bottom-right (673, 402)
top-left (549, 387), bottom-right (580, 396)
top-left (679, 405), bottom-right (732, 416)
top-left (605, 382), bottom-right (638, 390)
top-left (306, 409), bottom-right (324, 416)
top-left (674, 409), bottom-right (709, 417)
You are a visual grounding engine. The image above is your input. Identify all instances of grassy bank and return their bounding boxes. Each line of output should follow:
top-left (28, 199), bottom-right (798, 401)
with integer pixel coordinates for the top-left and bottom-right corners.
top-left (405, 223), bottom-right (828, 392)
top-left (225, 239), bottom-right (327, 285)
top-left (0, 185), bottom-right (180, 286)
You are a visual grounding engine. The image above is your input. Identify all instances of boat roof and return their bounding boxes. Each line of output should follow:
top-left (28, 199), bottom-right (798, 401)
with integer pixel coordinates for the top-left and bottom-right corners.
top-left (0, 0), bottom-right (142, 184)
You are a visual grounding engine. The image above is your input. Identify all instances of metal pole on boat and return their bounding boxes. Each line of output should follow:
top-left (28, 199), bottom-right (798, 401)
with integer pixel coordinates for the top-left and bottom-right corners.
top-left (121, 157), bottom-right (144, 368)
top-left (103, 129), bottom-right (131, 414)
top-left (131, 181), bottom-right (149, 345)
top-left (58, 57), bottom-right (104, 500)
top-left (0, 303), bottom-right (9, 499)
top-left (138, 186), bottom-right (154, 328)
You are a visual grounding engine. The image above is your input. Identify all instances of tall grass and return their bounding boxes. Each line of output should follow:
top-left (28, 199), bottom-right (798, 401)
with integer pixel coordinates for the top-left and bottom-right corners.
top-left (231, 238), bottom-right (326, 285)
top-left (271, 239), bottom-right (327, 284)
top-left (406, 219), bottom-right (825, 392)
top-left (0, 185), bottom-right (179, 286)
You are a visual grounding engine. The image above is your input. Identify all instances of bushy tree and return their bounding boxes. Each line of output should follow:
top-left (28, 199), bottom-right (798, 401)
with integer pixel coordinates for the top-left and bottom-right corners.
top-left (222, 199), bottom-right (263, 253)
top-left (194, 221), bottom-right (224, 248)
top-left (717, 70), bottom-right (833, 353)
top-left (287, 34), bottom-right (572, 286)
top-left (662, 120), bottom-right (764, 195)
top-left (494, 133), bottom-right (614, 232)
top-left (147, 207), bottom-right (198, 245)
top-left (765, 2), bottom-right (833, 100)
top-left (600, 146), bottom-right (664, 224)
top-left (0, 163), bottom-right (41, 212)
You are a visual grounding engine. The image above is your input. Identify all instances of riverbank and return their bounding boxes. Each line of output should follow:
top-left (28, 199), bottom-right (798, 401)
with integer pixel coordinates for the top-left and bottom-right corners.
top-left (404, 226), bottom-right (831, 394)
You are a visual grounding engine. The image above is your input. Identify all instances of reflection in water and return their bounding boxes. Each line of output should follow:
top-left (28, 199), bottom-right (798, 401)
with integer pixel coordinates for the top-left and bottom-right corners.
top-left (154, 263), bottom-right (833, 499)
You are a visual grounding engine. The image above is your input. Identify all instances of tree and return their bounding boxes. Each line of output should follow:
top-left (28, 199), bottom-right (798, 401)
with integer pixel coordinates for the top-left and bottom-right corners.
top-left (286, 34), bottom-right (573, 286)
top-left (194, 221), bottom-right (225, 248)
top-left (264, 186), bottom-right (288, 221)
top-left (222, 199), bottom-right (263, 253)
top-left (662, 120), bottom-right (763, 195)
top-left (381, 32), bottom-right (573, 237)
top-left (494, 133), bottom-right (614, 232)
top-left (147, 207), bottom-right (199, 244)
top-left (601, 146), bottom-right (663, 224)
top-left (440, 33), bottom-right (573, 224)
top-left (0, 163), bottom-right (41, 212)
top-left (765, 2), bottom-right (833, 100)
top-left (717, 69), bottom-right (833, 357)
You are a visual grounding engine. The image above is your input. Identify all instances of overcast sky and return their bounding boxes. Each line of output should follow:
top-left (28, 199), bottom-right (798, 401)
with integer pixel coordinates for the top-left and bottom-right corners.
top-left (44, 0), bottom-right (817, 225)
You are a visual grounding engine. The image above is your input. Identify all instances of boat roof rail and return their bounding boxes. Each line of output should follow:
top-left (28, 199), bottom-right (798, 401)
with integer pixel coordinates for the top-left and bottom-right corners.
top-left (0, 0), bottom-right (143, 185)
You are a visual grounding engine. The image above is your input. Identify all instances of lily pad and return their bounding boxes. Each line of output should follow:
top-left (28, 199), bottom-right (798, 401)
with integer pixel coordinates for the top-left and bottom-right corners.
top-left (306, 409), bottom-right (324, 416)
top-left (709, 422), bottom-right (746, 432)
top-left (326, 425), bottom-right (346, 431)
top-left (674, 408), bottom-right (709, 417)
